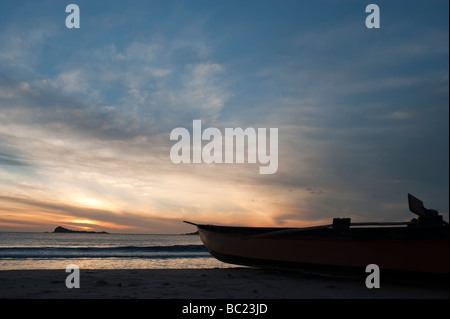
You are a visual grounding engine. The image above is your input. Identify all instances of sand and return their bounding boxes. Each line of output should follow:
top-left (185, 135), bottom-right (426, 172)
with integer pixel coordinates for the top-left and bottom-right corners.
top-left (0, 267), bottom-right (447, 299)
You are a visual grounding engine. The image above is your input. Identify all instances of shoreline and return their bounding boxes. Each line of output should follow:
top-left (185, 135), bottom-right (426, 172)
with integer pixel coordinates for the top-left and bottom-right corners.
top-left (0, 268), bottom-right (447, 299)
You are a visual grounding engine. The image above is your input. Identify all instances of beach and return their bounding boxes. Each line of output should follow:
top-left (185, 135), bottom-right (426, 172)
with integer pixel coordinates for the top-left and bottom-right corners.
top-left (0, 232), bottom-right (448, 300)
top-left (0, 267), bottom-right (448, 299)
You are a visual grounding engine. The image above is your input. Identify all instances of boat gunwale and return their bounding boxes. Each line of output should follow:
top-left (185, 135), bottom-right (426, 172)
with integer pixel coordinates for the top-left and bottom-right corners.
top-left (191, 222), bottom-right (449, 241)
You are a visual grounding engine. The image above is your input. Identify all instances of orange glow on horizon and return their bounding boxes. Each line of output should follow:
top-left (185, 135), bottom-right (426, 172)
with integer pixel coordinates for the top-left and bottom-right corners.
top-left (70, 219), bottom-right (97, 225)
top-left (66, 219), bottom-right (133, 231)
top-left (0, 180), bottom-right (335, 234)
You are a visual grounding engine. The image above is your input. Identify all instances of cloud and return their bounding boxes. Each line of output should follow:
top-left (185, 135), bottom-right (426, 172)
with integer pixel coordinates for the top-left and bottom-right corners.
top-left (0, 27), bottom-right (52, 68)
top-left (166, 62), bottom-right (230, 120)
top-left (0, 31), bottom-right (231, 141)
top-left (0, 152), bottom-right (30, 166)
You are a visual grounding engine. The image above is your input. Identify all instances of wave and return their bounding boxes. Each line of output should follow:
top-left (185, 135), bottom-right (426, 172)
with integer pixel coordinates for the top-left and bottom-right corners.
top-left (0, 244), bottom-right (211, 259)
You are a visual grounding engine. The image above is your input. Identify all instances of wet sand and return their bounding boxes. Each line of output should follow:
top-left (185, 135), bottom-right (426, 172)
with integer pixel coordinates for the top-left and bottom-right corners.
top-left (0, 268), bottom-right (447, 299)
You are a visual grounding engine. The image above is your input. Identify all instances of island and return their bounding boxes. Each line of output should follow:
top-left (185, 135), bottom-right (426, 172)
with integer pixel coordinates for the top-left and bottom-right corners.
top-left (53, 226), bottom-right (109, 234)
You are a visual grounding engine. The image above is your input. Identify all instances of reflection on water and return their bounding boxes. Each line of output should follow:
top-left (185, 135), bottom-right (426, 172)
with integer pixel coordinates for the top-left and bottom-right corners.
top-left (0, 257), bottom-right (234, 270)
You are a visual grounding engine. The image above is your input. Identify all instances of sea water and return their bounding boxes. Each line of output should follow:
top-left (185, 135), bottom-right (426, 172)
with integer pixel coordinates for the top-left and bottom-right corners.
top-left (0, 232), bottom-right (233, 270)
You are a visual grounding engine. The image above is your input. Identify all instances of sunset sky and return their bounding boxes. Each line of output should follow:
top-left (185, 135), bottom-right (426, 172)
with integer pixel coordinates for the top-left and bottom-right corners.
top-left (0, 0), bottom-right (448, 233)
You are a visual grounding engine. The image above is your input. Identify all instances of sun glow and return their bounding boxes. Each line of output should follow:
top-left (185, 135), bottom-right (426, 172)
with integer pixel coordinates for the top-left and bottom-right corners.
top-left (70, 219), bottom-right (97, 225)
top-left (67, 218), bottom-right (134, 231)
top-left (74, 196), bottom-right (109, 209)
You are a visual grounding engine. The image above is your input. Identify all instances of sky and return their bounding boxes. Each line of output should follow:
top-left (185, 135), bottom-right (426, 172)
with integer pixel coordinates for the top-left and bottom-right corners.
top-left (0, 0), bottom-right (448, 234)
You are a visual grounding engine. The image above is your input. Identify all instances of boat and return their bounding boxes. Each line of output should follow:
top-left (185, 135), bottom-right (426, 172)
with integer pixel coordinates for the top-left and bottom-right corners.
top-left (184, 194), bottom-right (449, 275)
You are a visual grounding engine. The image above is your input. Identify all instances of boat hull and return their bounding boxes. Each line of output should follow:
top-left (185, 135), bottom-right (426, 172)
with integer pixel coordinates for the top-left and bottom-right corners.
top-left (197, 224), bottom-right (449, 275)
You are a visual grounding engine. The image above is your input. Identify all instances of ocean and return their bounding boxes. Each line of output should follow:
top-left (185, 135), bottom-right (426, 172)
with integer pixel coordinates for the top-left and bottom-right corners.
top-left (0, 232), bottom-right (233, 270)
